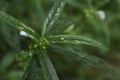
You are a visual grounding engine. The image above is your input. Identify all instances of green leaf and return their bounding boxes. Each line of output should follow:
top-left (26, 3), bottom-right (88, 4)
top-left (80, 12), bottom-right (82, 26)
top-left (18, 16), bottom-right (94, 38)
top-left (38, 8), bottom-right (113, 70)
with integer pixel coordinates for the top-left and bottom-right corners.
top-left (65, 0), bottom-right (86, 9)
top-left (32, 0), bottom-right (45, 29)
top-left (0, 21), bottom-right (20, 49)
top-left (22, 57), bottom-right (38, 80)
top-left (48, 35), bottom-right (108, 50)
top-left (41, 0), bottom-right (65, 36)
top-left (7, 71), bottom-right (23, 80)
top-left (15, 51), bottom-right (30, 69)
top-left (49, 44), bottom-right (108, 68)
top-left (0, 53), bottom-right (14, 72)
top-left (39, 49), bottom-right (59, 80)
top-left (0, 11), bottom-right (39, 42)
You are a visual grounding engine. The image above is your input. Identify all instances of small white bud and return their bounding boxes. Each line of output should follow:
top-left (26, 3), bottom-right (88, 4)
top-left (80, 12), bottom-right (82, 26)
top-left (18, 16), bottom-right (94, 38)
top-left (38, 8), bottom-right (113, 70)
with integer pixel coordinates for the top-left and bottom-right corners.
top-left (20, 31), bottom-right (33, 38)
top-left (20, 31), bottom-right (28, 37)
top-left (96, 10), bottom-right (106, 20)
top-left (60, 37), bottom-right (65, 41)
top-left (29, 52), bottom-right (32, 56)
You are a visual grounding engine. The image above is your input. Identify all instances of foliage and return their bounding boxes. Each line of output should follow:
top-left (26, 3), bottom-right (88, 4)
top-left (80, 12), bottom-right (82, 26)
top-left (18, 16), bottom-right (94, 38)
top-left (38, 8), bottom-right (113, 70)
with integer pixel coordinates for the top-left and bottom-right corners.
top-left (0, 0), bottom-right (120, 80)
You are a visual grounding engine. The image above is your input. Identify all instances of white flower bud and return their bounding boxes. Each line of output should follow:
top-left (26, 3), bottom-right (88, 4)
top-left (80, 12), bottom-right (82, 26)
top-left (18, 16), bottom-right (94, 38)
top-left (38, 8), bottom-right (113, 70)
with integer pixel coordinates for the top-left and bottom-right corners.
top-left (96, 10), bottom-right (106, 20)
top-left (20, 31), bottom-right (33, 38)
top-left (29, 51), bottom-right (32, 56)
top-left (60, 37), bottom-right (65, 41)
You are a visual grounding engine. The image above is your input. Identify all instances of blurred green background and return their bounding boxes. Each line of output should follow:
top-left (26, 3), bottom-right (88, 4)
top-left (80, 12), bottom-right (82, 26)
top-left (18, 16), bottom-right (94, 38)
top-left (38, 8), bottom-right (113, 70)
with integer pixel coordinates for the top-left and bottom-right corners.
top-left (0, 0), bottom-right (120, 80)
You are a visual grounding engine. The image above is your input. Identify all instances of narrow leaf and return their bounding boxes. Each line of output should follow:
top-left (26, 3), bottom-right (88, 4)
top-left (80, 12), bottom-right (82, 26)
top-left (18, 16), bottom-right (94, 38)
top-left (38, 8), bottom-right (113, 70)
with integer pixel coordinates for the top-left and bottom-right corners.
top-left (39, 49), bottom-right (59, 80)
top-left (0, 53), bottom-right (14, 72)
top-left (0, 11), bottom-right (39, 42)
top-left (22, 57), bottom-right (38, 80)
top-left (42, 0), bottom-right (65, 36)
top-left (49, 44), bottom-right (108, 68)
top-left (1, 21), bottom-right (20, 49)
top-left (48, 35), bottom-right (108, 50)
top-left (33, 0), bottom-right (45, 29)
